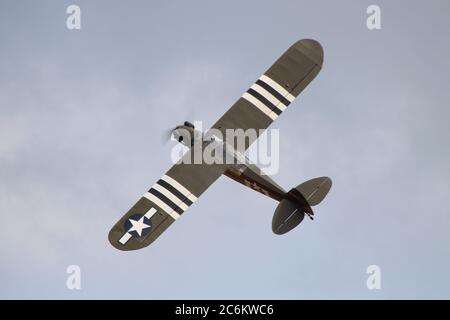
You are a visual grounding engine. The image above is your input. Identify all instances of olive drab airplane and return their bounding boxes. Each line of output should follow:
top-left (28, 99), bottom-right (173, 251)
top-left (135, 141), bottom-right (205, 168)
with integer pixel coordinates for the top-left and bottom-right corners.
top-left (109, 39), bottom-right (332, 251)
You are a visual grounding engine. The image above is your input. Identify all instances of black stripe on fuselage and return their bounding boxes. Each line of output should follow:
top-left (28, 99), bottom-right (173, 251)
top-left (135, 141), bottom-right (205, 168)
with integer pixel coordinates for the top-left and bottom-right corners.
top-left (247, 88), bottom-right (282, 115)
top-left (148, 188), bottom-right (184, 215)
top-left (255, 79), bottom-right (291, 107)
top-left (156, 179), bottom-right (193, 206)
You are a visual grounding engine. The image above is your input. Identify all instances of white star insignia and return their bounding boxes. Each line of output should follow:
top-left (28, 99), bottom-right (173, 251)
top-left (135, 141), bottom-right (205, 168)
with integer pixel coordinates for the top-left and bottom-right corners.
top-left (128, 216), bottom-right (151, 237)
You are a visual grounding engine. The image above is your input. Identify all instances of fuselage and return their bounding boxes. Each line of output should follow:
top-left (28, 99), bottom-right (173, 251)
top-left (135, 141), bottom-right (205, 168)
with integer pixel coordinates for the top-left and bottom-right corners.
top-left (172, 124), bottom-right (286, 202)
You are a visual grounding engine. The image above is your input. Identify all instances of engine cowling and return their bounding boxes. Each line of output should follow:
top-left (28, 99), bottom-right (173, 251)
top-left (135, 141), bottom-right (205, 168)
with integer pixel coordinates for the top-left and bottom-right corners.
top-left (171, 122), bottom-right (199, 147)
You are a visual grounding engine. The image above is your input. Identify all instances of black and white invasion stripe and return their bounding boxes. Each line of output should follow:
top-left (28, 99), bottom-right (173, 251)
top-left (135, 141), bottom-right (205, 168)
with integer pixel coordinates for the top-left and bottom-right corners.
top-left (242, 75), bottom-right (296, 120)
top-left (143, 175), bottom-right (197, 220)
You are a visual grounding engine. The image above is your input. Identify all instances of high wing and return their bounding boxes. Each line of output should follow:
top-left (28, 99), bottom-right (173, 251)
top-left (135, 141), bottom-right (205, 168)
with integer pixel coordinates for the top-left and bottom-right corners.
top-left (109, 151), bottom-right (227, 250)
top-left (109, 39), bottom-right (323, 250)
top-left (211, 39), bottom-right (323, 149)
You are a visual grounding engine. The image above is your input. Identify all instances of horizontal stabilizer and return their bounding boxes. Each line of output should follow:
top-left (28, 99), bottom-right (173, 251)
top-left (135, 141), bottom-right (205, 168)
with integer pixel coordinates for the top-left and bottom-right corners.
top-left (272, 199), bottom-right (306, 235)
top-left (294, 177), bottom-right (332, 207)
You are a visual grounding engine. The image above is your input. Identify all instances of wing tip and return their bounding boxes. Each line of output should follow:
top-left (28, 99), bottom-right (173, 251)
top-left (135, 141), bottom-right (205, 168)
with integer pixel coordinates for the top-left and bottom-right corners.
top-left (108, 228), bottom-right (138, 251)
top-left (294, 39), bottom-right (324, 67)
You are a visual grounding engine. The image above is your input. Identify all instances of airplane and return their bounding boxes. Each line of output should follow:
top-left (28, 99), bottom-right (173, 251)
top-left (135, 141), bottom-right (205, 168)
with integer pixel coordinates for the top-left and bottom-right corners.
top-left (108, 39), bottom-right (332, 251)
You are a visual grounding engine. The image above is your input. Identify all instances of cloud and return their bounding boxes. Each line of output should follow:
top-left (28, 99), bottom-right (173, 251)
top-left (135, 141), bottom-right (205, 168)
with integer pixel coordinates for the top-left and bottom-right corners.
top-left (1, 0), bottom-right (450, 299)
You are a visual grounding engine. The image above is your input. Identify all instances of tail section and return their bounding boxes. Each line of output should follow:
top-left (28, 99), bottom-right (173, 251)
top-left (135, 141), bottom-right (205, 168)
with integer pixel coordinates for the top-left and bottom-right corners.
top-left (291, 177), bottom-right (332, 207)
top-left (272, 177), bottom-right (332, 234)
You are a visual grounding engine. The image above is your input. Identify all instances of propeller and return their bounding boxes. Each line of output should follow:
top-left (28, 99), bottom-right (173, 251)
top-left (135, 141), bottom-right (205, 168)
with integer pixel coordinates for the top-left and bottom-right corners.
top-left (161, 105), bottom-right (198, 144)
top-left (161, 127), bottom-right (176, 144)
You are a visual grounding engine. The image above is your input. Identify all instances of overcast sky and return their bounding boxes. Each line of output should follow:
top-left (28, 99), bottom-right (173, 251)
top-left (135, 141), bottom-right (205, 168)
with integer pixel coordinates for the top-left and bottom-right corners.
top-left (1, 0), bottom-right (450, 299)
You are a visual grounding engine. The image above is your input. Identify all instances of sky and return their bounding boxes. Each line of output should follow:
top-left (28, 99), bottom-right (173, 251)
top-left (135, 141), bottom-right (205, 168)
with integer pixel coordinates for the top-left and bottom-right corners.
top-left (1, 0), bottom-right (450, 299)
